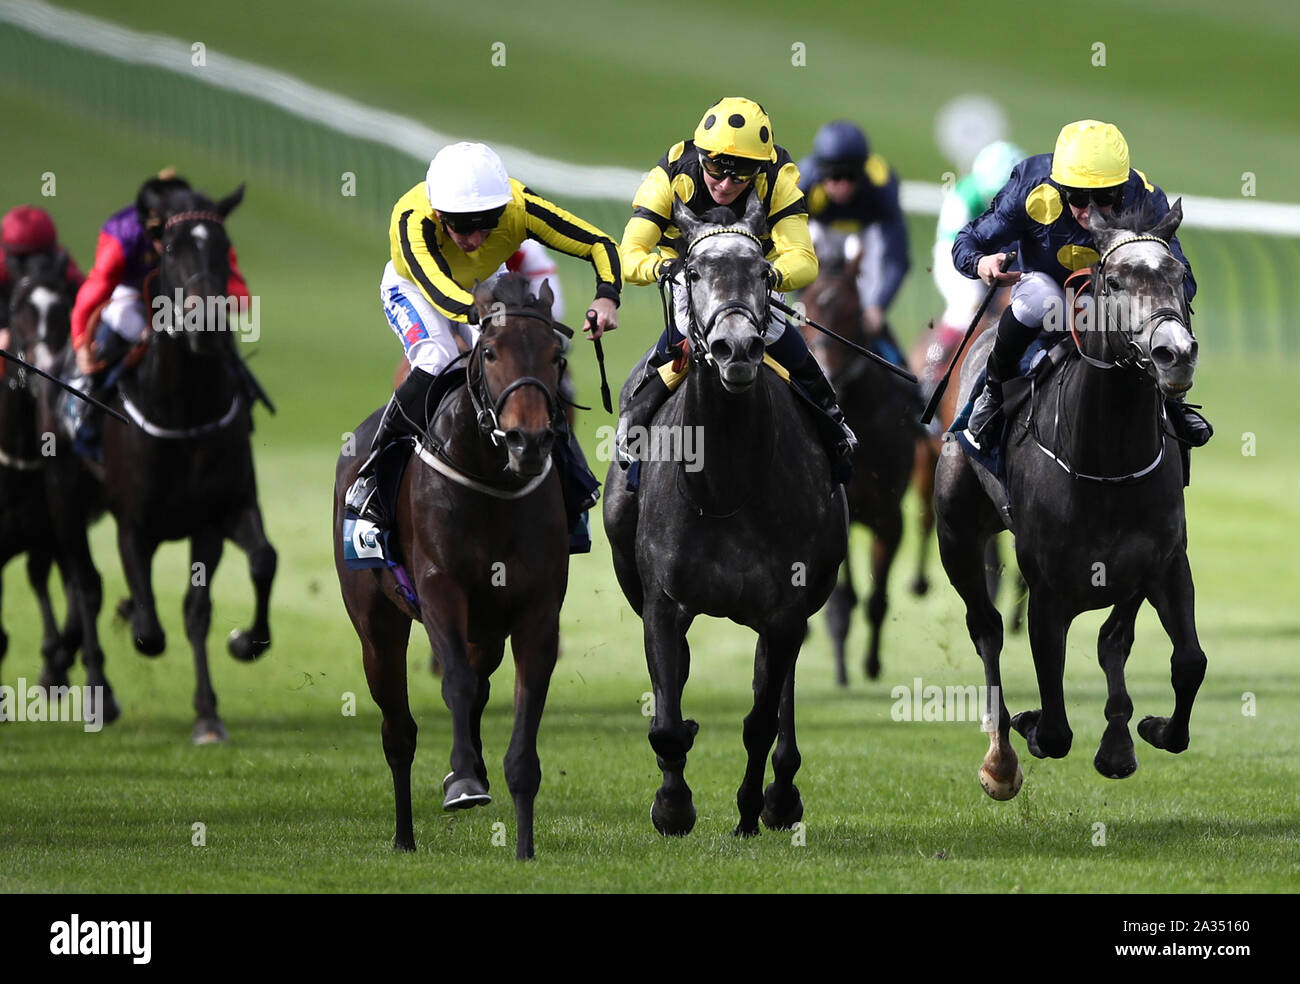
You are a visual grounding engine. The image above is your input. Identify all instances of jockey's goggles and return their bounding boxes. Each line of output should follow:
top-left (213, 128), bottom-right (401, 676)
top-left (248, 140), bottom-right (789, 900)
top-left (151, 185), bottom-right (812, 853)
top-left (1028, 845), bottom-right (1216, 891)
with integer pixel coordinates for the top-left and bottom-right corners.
top-left (441, 205), bottom-right (507, 235)
top-left (823, 162), bottom-right (862, 183)
top-left (1059, 184), bottom-right (1124, 209)
top-left (700, 154), bottom-right (761, 183)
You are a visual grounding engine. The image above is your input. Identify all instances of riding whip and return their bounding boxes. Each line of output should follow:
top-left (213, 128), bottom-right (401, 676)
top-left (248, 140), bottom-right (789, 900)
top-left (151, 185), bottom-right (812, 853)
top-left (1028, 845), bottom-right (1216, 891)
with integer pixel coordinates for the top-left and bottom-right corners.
top-left (586, 309), bottom-right (613, 413)
top-left (769, 298), bottom-right (919, 384)
top-left (0, 348), bottom-right (130, 425)
top-left (919, 251), bottom-right (1017, 426)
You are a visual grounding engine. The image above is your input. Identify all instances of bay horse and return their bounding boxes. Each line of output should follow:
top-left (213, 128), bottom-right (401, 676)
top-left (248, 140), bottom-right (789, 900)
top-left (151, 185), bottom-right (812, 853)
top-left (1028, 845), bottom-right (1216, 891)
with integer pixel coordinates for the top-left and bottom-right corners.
top-left (800, 230), bottom-right (917, 684)
top-left (334, 275), bottom-right (569, 860)
top-left (603, 196), bottom-right (847, 837)
top-left (935, 200), bottom-right (1204, 799)
top-left (0, 262), bottom-right (84, 697)
top-left (40, 184), bottom-right (277, 742)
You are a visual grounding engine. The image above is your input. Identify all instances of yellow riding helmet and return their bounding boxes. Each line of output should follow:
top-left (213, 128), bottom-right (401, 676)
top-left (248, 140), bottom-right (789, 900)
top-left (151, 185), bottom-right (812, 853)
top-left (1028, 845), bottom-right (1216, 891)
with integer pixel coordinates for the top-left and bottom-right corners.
top-left (694, 97), bottom-right (778, 163)
top-left (1050, 120), bottom-right (1130, 188)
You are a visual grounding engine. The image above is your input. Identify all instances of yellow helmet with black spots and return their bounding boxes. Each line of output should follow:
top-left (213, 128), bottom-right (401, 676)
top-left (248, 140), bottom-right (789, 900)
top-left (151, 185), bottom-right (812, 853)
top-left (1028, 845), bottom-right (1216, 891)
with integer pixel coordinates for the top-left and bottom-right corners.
top-left (1050, 120), bottom-right (1130, 189)
top-left (694, 97), bottom-right (777, 163)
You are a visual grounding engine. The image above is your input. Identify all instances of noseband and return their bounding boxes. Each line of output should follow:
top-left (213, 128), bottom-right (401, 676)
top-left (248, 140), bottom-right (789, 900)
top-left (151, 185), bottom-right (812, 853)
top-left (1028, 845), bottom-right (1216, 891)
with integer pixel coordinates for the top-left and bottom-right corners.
top-left (680, 227), bottom-right (771, 364)
top-left (467, 307), bottom-right (563, 445)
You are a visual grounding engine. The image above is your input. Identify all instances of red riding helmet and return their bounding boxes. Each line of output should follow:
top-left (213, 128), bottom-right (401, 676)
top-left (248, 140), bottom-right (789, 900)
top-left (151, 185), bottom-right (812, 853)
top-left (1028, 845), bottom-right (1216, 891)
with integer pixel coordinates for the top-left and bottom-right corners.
top-left (2, 205), bottom-right (58, 255)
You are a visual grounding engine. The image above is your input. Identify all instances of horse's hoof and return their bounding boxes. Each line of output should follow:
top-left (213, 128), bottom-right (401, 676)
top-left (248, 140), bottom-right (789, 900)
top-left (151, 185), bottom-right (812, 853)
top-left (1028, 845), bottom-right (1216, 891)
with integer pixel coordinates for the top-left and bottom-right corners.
top-left (442, 773), bottom-right (491, 811)
top-left (37, 668), bottom-right (70, 691)
top-left (1137, 716), bottom-right (1188, 753)
top-left (92, 690), bottom-right (122, 727)
top-left (911, 576), bottom-right (930, 597)
top-left (192, 718), bottom-right (228, 744)
top-left (393, 834), bottom-right (416, 852)
top-left (134, 627), bottom-right (166, 657)
top-left (651, 790), bottom-right (696, 837)
top-left (834, 663), bottom-right (848, 688)
top-left (732, 821), bottom-right (761, 838)
top-left (227, 628), bottom-right (270, 663)
top-left (760, 782), bottom-right (803, 830)
top-left (865, 655), bottom-right (881, 681)
top-left (1093, 748), bottom-right (1138, 779)
top-left (979, 763), bottom-right (1023, 800)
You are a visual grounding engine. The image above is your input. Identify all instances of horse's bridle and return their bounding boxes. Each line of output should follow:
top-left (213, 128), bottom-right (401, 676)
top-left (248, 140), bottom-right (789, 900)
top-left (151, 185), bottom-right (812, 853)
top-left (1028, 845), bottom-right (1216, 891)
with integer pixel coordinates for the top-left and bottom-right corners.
top-left (465, 306), bottom-right (564, 446)
top-left (680, 227), bottom-right (772, 364)
top-left (1081, 234), bottom-right (1192, 372)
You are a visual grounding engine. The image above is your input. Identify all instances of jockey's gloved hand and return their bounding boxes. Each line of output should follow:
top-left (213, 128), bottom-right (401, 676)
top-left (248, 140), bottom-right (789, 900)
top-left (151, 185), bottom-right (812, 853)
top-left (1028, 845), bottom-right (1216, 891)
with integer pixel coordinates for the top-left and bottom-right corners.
top-left (656, 258), bottom-right (681, 285)
top-left (765, 264), bottom-right (782, 291)
top-left (465, 305), bottom-right (481, 327)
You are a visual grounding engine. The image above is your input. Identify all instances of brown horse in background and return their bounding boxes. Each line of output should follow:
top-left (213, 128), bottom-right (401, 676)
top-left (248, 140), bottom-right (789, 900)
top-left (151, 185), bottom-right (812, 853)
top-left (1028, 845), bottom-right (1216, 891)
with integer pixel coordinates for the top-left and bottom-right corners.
top-left (335, 275), bottom-right (569, 860)
top-left (800, 234), bottom-right (917, 684)
top-left (909, 288), bottom-right (1026, 630)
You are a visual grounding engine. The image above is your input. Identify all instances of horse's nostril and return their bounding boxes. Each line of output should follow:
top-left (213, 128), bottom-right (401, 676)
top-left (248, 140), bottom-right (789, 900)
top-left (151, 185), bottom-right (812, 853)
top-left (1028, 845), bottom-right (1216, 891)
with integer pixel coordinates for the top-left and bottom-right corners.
top-left (505, 430), bottom-right (527, 454)
top-left (744, 337), bottom-right (765, 363)
top-left (1151, 345), bottom-right (1177, 368)
top-left (538, 431), bottom-right (555, 457)
top-left (710, 338), bottom-right (734, 363)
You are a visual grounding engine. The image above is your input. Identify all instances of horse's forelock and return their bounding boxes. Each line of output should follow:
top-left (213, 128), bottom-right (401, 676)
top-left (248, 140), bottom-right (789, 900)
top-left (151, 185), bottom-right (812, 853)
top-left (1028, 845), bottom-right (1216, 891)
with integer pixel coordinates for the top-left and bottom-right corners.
top-left (1105, 200), bottom-right (1161, 236)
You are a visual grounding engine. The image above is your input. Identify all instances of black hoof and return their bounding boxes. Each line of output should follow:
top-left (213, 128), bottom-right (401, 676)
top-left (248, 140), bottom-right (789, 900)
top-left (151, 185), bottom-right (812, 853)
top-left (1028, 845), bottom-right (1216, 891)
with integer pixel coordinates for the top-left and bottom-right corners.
top-left (93, 689), bottom-right (122, 727)
top-left (651, 789), bottom-right (696, 837)
top-left (37, 667), bottom-right (70, 691)
top-left (732, 821), bottom-right (760, 838)
top-left (227, 628), bottom-right (270, 663)
top-left (1011, 709), bottom-right (1071, 759)
top-left (443, 774), bottom-right (491, 810)
top-left (134, 626), bottom-right (166, 657)
top-left (394, 835), bottom-right (416, 852)
top-left (1137, 715), bottom-right (1189, 753)
top-left (760, 782), bottom-right (803, 830)
top-left (865, 654), bottom-right (881, 681)
top-left (1093, 748), bottom-right (1138, 779)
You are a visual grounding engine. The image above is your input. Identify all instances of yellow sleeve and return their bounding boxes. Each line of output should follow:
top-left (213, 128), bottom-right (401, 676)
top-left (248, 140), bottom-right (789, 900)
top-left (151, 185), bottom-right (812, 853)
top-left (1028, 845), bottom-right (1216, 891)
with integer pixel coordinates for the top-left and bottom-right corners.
top-left (620, 166), bottom-right (675, 286)
top-left (391, 201), bottom-right (475, 322)
top-left (767, 162), bottom-right (817, 291)
top-left (519, 184), bottom-right (622, 302)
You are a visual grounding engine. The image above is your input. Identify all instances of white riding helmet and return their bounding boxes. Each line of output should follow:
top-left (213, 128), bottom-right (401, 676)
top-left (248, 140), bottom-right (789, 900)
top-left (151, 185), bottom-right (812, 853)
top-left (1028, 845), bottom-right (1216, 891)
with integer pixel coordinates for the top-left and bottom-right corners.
top-left (971, 140), bottom-right (1027, 202)
top-left (425, 142), bottom-right (513, 213)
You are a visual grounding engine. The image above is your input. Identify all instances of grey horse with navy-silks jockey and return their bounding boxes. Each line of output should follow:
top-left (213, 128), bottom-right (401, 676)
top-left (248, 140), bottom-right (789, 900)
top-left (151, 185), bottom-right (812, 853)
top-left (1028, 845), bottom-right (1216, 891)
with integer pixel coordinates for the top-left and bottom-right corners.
top-left (935, 200), bottom-right (1207, 799)
top-left (604, 197), bottom-right (847, 837)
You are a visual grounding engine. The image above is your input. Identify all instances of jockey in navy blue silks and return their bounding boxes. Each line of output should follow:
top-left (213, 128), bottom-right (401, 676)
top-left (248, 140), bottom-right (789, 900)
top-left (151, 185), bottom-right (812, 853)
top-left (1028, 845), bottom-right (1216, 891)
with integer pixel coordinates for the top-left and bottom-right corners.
top-left (953, 119), bottom-right (1211, 451)
top-left (799, 120), bottom-right (911, 369)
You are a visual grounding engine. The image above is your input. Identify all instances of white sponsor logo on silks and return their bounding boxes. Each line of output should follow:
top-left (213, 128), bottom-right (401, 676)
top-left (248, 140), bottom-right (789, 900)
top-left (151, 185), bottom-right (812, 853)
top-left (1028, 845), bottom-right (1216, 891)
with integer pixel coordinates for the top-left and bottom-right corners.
top-left (595, 424), bottom-right (704, 472)
top-left (150, 289), bottom-right (261, 342)
top-left (49, 914), bottom-right (151, 965)
top-left (0, 678), bottom-right (103, 733)
top-left (351, 519), bottom-right (384, 560)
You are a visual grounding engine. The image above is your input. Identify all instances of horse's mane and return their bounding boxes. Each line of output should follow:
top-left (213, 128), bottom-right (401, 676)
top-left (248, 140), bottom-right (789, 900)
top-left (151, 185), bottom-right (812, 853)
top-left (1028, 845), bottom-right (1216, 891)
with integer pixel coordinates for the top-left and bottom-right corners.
top-left (487, 271), bottom-right (543, 310)
top-left (1105, 200), bottom-right (1162, 236)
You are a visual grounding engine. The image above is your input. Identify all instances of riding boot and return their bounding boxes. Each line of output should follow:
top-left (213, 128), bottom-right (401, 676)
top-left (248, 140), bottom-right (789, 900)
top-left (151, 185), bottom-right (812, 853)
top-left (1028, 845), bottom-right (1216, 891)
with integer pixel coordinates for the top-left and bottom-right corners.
top-left (966, 306), bottom-right (1040, 451)
top-left (1165, 399), bottom-right (1213, 448)
top-left (345, 366), bottom-right (436, 524)
top-left (551, 414), bottom-right (601, 553)
top-left (67, 334), bottom-right (133, 462)
top-left (788, 357), bottom-right (858, 486)
top-left (615, 363), bottom-right (676, 467)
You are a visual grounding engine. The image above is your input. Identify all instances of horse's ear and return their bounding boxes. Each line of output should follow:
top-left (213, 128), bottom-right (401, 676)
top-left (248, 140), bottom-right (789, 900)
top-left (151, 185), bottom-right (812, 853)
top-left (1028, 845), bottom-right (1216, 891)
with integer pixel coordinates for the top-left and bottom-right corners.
top-left (216, 183), bottom-right (246, 218)
top-left (472, 280), bottom-right (495, 322)
top-left (741, 187), bottom-right (767, 238)
top-left (1087, 205), bottom-right (1120, 251)
top-left (1150, 198), bottom-right (1183, 242)
top-left (671, 196), bottom-right (701, 246)
top-left (536, 279), bottom-right (554, 315)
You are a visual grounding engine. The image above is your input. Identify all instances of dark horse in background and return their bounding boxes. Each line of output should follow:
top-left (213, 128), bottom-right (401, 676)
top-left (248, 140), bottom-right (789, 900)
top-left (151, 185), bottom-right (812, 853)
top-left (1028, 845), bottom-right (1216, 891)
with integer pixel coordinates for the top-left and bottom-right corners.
top-left (0, 261), bottom-right (82, 695)
top-left (334, 275), bottom-right (570, 860)
top-left (39, 184), bottom-right (277, 742)
top-left (604, 196), bottom-right (847, 837)
top-left (801, 228), bottom-right (917, 684)
top-left (936, 201), bottom-right (1205, 799)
